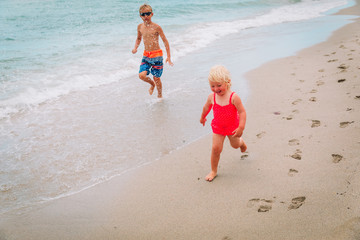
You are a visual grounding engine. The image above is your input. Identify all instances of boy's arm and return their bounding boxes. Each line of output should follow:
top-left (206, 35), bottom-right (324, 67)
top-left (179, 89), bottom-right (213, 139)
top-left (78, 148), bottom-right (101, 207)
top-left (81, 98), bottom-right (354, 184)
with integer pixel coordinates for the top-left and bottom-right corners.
top-left (232, 94), bottom-right (246, 137)
top-left (158, 26), bottom-right (173, 66)
top-left (200, 94), bottom-right (213, 126)
top-left (132, 25), bottom-right (142, 54)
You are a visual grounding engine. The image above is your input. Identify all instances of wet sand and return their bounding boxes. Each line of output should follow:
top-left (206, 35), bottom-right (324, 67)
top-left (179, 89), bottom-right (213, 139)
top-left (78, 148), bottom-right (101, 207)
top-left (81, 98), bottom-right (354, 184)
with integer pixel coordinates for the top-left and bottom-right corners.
top-left (1, 2), bottom-right (359, 240)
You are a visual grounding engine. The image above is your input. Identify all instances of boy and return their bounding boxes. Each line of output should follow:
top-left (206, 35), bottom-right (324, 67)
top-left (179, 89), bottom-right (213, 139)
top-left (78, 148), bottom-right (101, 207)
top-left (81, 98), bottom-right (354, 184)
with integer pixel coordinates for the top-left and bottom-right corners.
top-left (132, 4), bottom-right (173, 98)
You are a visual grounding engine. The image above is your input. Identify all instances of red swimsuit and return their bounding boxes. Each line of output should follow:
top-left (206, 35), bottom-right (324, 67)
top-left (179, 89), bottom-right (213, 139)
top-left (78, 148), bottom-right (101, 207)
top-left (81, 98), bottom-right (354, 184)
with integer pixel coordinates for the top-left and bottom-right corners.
top-left (211, 92), bottom-right (239, 136)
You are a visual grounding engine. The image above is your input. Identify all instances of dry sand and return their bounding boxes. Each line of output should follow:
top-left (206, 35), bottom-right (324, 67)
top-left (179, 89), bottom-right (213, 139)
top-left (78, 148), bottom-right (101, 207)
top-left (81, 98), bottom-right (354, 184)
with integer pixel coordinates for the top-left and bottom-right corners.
top-left (1, 2), bottom-right (359, 240)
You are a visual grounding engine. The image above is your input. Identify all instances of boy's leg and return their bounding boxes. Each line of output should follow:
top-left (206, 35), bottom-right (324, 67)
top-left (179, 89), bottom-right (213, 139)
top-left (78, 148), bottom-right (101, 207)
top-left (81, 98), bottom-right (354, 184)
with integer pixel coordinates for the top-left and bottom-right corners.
top-left (228, 135), bottom-right (247, 153)
top-left (151, 60), bottom-right (163, 98)
top-left (139, 71), bottom-right (155, 95)
top-left (206, 133), bottom-right (226, 181)
top-left (153, 77), bottom-right (162, 98)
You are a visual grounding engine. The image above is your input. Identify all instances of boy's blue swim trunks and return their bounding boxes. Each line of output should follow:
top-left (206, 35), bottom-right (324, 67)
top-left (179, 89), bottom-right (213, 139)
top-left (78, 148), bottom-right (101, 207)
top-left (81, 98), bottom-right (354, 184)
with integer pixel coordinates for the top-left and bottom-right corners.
top-left (139, 49), bottom-right (163, 78)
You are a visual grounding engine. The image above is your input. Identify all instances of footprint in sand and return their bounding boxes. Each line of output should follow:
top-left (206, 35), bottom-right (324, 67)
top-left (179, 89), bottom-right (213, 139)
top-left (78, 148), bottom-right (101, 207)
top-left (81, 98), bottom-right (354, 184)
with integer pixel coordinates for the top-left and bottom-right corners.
top-left (292, 99), bottom-right (302, 105)
top-left (291, 149), bottom-right (302, 160)
top-left (310, 89), bottom-right (317, 93)
top-left (311, 120), bottom-right (321, 128)
top-left (222, 236), bottom-right (232, 240)
top-left (247, 198), bottom-right (274, 212)
top-left (316, 80), bottom-right (324, 86)
top-left (324, 52), bottom-right (337, 56)
top-left (283, 115), bottom-right (293, 120)
top-left (338, 64), bottom-right (349, 72)
top-left (288, 169), bottom-right (299, 177)
top-left (241, 155), bottom-right (248, 160)
top-left (309, 97), bottom-right (317, 102)
top-left (288, 139), bottom-right (300, 146)
top-left (332, 154), bottom-right (343, 163)
top-left (340, 121), bottom-right (354, 128)
top-left (256, 131), bottom-right (266, 139)
top-left (288, 196), bottom-right (306, 210)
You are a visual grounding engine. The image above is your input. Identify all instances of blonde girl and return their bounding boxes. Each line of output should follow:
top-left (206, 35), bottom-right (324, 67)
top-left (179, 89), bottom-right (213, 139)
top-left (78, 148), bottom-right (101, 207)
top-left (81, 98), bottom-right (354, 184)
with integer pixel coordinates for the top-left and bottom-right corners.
top-left (200, 65), bottom-right (247, 181)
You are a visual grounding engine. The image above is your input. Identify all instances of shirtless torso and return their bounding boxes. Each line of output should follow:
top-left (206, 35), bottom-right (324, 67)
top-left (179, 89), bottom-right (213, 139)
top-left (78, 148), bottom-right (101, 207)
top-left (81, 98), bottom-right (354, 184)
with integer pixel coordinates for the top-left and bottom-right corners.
top-left (138, 22), bottom-right (162, 52)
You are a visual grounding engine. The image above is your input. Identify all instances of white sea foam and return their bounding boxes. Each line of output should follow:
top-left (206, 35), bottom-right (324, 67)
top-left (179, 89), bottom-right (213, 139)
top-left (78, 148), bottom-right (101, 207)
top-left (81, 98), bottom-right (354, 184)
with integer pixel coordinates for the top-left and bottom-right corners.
top-left (0, 53), bottom-right (139, 119)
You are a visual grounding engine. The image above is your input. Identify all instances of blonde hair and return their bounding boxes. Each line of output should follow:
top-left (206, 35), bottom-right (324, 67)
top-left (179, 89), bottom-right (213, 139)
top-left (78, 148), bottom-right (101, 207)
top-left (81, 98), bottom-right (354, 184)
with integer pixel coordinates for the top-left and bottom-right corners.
top-left (139, 4), bottom-right (152, 13)
top-left (208, 65), bottom-right (232, 88)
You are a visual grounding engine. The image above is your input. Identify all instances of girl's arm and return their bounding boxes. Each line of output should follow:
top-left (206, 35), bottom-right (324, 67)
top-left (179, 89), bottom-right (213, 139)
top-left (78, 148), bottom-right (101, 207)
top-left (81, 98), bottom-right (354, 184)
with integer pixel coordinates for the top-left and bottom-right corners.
top-left (200, 94), bottom-right (213, 126)
top-left (232, 93), bottom-right (246, 137)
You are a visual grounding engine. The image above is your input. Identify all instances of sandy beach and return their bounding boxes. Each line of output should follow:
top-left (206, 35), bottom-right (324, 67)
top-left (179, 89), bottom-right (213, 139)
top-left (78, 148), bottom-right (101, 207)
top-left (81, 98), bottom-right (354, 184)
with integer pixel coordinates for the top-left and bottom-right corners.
top-left (1, 2), bottom-right (360, 240)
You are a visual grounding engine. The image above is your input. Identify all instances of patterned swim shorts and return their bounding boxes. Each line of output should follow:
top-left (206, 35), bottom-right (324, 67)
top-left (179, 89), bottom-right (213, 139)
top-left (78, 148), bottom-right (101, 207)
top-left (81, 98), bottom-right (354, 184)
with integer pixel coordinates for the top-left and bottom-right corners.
top-left (139, 49), bottom-right (163, 78)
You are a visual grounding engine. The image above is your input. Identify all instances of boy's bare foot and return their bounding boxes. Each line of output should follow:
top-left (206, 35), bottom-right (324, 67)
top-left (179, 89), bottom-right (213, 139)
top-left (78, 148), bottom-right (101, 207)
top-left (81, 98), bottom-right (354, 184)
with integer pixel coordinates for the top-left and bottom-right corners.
top-left (240, 138), bottom-right (247, 153)
top-left (205, 171), bottom-right (217, 182)
top-left (149, 85), bottom-right (155, 95)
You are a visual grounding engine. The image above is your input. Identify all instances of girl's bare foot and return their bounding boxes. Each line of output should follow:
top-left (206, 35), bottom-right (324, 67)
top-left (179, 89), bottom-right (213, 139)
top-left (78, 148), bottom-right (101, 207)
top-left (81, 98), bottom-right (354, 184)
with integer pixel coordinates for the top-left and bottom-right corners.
top-left (240, 138), bottom-right (247, 153)
top-left (205, 171), bottom-right (217, 182)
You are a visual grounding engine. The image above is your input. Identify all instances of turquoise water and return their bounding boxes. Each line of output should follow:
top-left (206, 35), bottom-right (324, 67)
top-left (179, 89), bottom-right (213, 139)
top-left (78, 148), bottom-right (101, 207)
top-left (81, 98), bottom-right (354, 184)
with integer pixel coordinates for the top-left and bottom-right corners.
top-left (0, 0), bottom-right (354, 214)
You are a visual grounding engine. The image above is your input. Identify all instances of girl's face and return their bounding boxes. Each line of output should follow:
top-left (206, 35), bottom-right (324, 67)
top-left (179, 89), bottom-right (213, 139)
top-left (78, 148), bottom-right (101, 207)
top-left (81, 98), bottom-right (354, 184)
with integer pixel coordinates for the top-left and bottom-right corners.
top-left (209, 81), bottom-right (228, 96)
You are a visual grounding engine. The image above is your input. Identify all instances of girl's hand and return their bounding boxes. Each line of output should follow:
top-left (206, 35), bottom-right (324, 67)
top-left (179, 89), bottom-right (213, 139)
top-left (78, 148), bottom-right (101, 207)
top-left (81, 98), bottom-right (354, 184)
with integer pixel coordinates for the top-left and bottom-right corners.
top-left (232, 127), bottom-right (243, 138)
top-left (200, 117), bottom-right (207, 126)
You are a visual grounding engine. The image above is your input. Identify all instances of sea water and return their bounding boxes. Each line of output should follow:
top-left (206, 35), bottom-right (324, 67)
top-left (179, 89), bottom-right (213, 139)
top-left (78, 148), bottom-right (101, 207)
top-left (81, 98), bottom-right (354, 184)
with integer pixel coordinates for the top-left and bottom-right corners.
top-left (0, 0), bottom-right (355, 214)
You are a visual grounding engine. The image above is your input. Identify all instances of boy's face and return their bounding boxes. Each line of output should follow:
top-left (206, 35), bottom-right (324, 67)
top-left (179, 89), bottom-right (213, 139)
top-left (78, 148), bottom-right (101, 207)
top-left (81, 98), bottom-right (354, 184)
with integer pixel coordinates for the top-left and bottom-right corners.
top-left (140, 8), bottom-right (153, 22)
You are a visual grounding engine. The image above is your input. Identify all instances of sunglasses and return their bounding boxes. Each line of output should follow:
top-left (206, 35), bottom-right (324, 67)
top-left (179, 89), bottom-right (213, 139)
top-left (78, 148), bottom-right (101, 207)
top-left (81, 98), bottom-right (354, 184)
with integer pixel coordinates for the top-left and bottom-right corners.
top-left (140, 12), bottom-right (152, 17)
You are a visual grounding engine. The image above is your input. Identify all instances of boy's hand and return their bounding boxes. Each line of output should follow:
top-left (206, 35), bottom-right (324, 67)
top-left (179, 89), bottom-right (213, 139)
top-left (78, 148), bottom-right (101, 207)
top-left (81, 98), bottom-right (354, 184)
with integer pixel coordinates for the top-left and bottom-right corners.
top-left (166, 58), bottom-right (174, 66)
top-left (200, 117), bottom-right (207, 126)
top-left (132, 49), bottom-right (137, 54)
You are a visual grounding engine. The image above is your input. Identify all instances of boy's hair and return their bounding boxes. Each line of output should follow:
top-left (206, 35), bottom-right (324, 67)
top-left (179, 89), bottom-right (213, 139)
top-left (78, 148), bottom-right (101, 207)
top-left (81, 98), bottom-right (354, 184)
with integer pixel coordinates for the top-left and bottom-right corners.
top-left (208, 65), bottom-right (232, 88)
top-left (139, 4), bottom-right (152, 13)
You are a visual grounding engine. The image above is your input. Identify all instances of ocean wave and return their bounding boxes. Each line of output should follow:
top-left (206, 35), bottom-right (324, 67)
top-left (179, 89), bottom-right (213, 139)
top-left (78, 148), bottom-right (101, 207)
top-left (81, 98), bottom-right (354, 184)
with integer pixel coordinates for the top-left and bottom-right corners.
top-left (170, 0), bottom-right (348, 61)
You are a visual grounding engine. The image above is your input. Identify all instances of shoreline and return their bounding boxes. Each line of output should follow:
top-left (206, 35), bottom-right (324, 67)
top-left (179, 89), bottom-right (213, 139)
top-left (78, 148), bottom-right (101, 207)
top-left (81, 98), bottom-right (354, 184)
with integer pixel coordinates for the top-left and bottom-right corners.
top-left (1, 1), bottom-right (359, 239)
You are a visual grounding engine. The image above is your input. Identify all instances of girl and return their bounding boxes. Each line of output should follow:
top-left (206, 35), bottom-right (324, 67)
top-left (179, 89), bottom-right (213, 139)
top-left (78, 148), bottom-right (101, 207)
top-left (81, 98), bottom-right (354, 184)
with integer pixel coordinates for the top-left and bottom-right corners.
top-left (200, 65), bottom-right (247, 181)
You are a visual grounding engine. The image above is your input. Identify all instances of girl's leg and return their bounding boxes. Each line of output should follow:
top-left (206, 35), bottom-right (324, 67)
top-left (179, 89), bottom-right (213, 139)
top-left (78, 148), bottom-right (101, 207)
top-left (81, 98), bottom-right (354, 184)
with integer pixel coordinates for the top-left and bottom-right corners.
top-left (228, 135), bottom-right (247, 153)
top-left (206, 133), bottom-right (226, 181)
top-left (139, 71), bottom-right (155, 95)
top-left (153, 77), bottom-right (162, 98)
